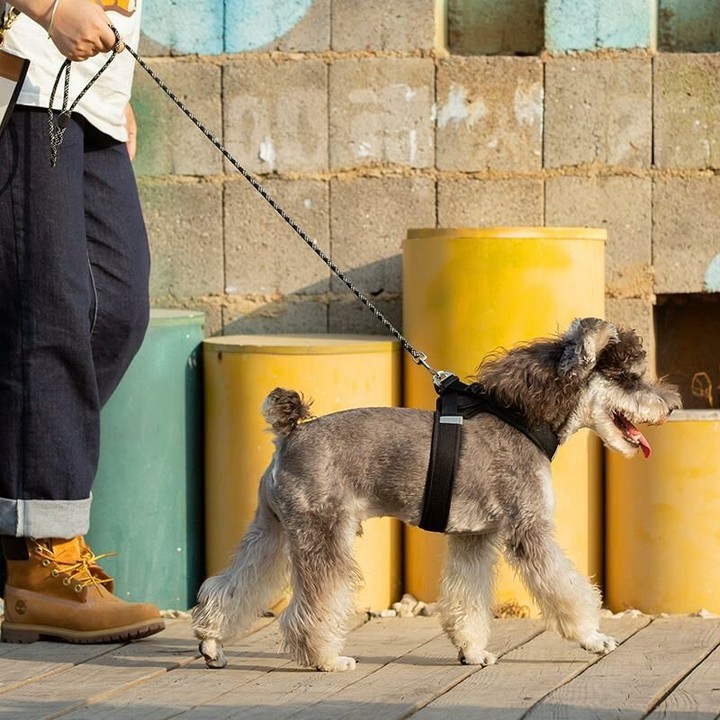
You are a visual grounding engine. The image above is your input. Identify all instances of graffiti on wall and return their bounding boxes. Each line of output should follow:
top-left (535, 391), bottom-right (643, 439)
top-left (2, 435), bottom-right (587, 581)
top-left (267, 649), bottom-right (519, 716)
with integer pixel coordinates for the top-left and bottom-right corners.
top-left (142, 0), bottom-right (313, 54)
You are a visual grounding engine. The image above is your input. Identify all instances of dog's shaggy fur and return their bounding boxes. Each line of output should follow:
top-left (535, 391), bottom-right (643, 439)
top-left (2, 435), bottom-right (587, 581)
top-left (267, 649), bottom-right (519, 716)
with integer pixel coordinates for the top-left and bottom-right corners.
top-left (192, 318), bottom-right (681, 672)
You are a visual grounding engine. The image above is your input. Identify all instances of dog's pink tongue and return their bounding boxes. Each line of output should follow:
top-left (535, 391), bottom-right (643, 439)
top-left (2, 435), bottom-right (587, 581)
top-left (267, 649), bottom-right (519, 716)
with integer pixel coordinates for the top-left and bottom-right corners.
top-left (628, 426), bottom-right (652, 458)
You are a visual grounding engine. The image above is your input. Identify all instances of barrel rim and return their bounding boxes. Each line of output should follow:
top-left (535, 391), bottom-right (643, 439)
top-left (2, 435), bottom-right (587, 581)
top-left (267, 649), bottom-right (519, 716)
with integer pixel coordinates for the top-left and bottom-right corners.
top-left (150, 308), bottom-right (205, 325)
top-left (667, 409), bottom-right (720, 421)
top-left (407, 227), bottom-right (607, 241)
top-left (203, 333), bottom-right (401, 355)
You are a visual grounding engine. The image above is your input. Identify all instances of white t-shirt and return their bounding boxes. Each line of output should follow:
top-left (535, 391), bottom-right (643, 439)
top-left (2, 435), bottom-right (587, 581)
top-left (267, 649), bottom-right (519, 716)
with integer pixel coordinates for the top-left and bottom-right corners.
top-left (4, 0), bottom-right (142, 141)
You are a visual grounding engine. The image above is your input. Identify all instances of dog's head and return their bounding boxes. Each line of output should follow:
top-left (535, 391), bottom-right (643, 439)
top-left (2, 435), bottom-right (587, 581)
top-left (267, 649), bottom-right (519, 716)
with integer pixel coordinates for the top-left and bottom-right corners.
top-left (474, 317), bottom-right (682, 458)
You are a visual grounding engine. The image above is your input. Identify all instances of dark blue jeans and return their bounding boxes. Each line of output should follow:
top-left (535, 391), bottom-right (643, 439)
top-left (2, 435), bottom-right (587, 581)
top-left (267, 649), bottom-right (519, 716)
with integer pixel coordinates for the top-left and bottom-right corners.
top-left (0, 106), bottom-right (150, 538)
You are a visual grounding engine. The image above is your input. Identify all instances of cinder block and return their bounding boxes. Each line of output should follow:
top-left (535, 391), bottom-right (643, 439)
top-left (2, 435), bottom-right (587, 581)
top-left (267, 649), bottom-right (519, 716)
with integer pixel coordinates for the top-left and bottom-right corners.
top-left (330, 177), bottom-right (436, 295)
top-left (436, 57), bottom-right (543, 172)
top-left (605, 297), bottom-right (656, 372)
top-left (329, 58), bottom-right (435, 170)
top-left (332, 0), bottom-right (442, 51)
top-left (653, 177), bottom-right (720, 294)
top-left (659, 0), bottom-right (720, 52)
top-left (139, 178), bottom-right (224, 299)
top-left (139, 3), bottom-right (223, 56)
top-left (329, 297), bottom-right (403, 335)
top-left (447, 0), bottom-right (543, 55)
top-left (224, 178), bottom-right (330, 295)
top-left (226, 0), bottom-right (330, 52)
top-left (545, 57), bottom-right (652, 168)
top-left (546, 0), bottom-right (656, 51)
top-left (654, 54), bottom-right (720, 170)
top-left (222, 295), bottom-right (328, 335)
top-left (545, 176), bottom-right (652, 299)
top-left (224, 58), bottom-right (328, 175)
top-left (133, 59), bottom-right (223, 178)
top-left (438, 178), bottom-right (543, 227)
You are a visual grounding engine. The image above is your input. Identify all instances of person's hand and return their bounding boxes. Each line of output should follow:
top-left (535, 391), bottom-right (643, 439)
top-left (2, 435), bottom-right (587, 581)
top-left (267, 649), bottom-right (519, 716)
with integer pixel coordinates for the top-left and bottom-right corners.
top-left (48, 0), bottom-right (119, 61)
top-left (13, 0), bottom-right (121, 61)
top-left (125, 103), bottom-right (137, 161)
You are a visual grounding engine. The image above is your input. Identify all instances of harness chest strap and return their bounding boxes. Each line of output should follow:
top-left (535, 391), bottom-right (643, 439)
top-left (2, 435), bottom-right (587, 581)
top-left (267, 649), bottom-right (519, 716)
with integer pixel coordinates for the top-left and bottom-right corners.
top-left (418, 391), bottom-right (463, 533)
top-left (418, 376), bottom-right (559, 534)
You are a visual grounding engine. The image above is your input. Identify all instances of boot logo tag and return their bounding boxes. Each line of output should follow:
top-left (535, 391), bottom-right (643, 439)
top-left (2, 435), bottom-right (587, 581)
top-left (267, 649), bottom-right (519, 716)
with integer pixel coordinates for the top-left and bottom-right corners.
top-left (14, 599), bottom-right (27, 615)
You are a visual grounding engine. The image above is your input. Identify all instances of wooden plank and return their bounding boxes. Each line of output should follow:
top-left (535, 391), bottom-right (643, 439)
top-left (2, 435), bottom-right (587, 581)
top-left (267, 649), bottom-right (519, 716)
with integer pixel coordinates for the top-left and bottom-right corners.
top-left (163, 616), bottom-right (447, 720)
top-left (48, 614), bottom-right (367, 720)
top-left (412, 616), bottom-right (650, 720)
top-left (280, 617), bottom-right (544, 720)
top-left (0, 615), bottom-right (204, 694)
top-left (0, 617), bottom-right (274, 720)
top-left (526, 617), bottom-right (720, 720)
top-left (647, 640), bottom-right (720, 719)
top-left (0, 641), bottom-right (122, 694)
top-left (41, 621), bottom-right (292, 720)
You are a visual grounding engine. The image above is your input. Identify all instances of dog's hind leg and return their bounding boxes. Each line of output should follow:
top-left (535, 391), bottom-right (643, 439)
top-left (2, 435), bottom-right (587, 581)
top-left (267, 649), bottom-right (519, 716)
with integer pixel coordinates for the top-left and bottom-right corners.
top-left (439, 533), bottom-right (500, 666)
top-left (192, 479), bottom-right (290, 669)
top-left (280, 511), bottom-right (362, 672)
top-left (506, 520), bottom-right (617, 655)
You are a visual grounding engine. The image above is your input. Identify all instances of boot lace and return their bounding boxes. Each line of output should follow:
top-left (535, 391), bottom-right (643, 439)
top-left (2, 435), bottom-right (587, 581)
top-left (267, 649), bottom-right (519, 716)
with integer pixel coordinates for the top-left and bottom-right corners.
top-left (33, 539), bottom-right (117, 590)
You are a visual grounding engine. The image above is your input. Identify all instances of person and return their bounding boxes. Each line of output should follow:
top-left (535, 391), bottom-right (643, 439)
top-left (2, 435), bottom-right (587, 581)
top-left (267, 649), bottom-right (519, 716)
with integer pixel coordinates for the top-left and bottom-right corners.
top-left (0, 0), bottom-right (164, 642)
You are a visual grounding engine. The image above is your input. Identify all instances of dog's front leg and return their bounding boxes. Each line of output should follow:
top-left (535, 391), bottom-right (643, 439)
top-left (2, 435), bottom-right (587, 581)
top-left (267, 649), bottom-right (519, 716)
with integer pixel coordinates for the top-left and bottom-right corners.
top-left (506, 521), bottom-right (617, 655)
top-left (439, 533), bottom-right (500, 666)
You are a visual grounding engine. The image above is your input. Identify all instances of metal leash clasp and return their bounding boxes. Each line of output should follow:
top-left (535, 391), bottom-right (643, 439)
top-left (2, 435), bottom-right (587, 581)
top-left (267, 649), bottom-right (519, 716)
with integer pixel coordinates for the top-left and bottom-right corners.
top-left (412, 351), bottom-right (455, 388)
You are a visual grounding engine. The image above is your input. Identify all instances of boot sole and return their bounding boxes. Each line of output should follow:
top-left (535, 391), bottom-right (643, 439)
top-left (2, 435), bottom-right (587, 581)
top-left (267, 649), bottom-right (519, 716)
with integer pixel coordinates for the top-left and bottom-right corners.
top-left (0, 619), bottom-right (165, 644)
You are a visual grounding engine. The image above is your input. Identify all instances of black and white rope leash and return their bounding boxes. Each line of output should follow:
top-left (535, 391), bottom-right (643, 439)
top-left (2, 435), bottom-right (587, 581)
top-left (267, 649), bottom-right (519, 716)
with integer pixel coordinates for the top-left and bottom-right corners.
top-left (47, 27), bottom-right (446, 382)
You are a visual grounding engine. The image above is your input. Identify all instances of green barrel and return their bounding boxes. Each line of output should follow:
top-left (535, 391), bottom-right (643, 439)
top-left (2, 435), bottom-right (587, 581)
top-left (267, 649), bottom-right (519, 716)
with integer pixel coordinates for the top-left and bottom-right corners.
top-left (87, 309), bottom-right (205, 610)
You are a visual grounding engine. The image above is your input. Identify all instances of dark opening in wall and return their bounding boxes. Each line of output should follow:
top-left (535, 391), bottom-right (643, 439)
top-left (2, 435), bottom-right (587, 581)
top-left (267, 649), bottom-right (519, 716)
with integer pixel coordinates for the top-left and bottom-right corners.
top-left (655, 293), bottom-right (720, 409)
top-left (659, 0), bottom-right (720, 52)
top-left (447, 0), bottom-right (544, 55)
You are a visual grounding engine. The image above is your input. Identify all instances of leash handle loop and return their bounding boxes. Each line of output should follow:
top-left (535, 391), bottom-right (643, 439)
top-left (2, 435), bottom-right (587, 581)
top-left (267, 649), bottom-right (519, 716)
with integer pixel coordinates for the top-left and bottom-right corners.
top-left (47, 26), bottom-right (122, 167)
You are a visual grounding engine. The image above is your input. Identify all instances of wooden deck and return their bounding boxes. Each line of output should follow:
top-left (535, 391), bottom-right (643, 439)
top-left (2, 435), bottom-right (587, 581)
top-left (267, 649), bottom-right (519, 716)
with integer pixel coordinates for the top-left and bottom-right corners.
top-left (1, 612), bottom-right (720, 720)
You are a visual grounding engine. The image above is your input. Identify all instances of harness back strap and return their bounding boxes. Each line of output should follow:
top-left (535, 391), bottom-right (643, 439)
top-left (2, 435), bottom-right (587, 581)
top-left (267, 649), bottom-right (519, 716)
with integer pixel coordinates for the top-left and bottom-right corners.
top-left (419, 392), bottom-right (463, 533)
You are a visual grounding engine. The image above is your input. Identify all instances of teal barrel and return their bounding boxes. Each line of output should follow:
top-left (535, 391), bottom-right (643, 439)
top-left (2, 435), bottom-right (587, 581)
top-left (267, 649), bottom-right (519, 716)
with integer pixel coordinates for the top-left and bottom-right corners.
top-left (87, 309), bottom-right (205, 610)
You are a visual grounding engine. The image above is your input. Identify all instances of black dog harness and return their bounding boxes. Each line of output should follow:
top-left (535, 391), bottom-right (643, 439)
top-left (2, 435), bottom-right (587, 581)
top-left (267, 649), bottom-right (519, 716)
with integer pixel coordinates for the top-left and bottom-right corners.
top-left (419, 374), bottom-right (559, 533)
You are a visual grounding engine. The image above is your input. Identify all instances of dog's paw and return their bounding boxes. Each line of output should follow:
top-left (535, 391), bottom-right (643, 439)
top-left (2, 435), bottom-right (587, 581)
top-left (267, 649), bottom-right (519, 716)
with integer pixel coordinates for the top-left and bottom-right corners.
top-left (458, 647), bottom-right (497, 666)
top-left (580, 632), bottom-right (617, 655)
top-left (316, 655), bottom-right (357, 672)
top-left (199, 638), bottom-right (227, 669)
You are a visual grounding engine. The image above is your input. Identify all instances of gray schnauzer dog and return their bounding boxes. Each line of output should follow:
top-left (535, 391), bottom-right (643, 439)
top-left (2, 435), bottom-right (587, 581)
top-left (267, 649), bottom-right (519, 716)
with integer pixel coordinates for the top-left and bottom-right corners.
top-left (192, 318), bottom-right (681, 672)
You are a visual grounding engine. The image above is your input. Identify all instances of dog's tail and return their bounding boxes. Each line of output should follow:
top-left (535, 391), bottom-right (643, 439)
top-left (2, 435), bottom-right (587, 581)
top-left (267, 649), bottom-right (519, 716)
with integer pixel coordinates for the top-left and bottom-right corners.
top-left (262, 387), bottom-right (313, 437)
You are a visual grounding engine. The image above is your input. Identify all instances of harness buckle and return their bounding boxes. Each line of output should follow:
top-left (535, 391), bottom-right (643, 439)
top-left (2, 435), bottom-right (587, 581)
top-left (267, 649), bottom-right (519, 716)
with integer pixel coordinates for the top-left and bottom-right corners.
top-left (432, 370), bottom-right (459, 390)
top-left (439, 415), bottom-right (463, 425)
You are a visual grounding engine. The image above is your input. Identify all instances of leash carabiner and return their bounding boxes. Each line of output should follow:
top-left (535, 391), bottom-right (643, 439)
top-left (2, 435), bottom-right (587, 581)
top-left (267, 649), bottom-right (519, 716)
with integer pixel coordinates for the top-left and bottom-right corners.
top-left (412, 352), bottom-right (456, 388)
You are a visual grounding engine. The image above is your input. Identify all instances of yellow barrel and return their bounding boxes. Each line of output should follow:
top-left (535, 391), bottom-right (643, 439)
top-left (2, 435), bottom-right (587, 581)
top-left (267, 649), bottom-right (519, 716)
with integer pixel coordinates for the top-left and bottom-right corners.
top-left (403, 227), bottom-right (606, 613)
top-left (606, 410), bottom-right (720, 614)
top-left (203, 334), bottom-right (402, 613)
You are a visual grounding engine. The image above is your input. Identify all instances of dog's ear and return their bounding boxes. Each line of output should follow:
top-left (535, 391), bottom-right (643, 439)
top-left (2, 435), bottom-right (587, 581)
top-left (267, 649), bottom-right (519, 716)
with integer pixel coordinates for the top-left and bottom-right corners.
top-left (558, 317), bottom-right (619, 378)
top-left (595, 327), bottom-right (648, 378)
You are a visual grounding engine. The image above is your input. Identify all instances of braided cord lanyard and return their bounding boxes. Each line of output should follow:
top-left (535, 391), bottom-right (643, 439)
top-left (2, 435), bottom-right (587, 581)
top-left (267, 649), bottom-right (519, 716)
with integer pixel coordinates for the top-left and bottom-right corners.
top-left (49, 27), bottom-right (446, 381)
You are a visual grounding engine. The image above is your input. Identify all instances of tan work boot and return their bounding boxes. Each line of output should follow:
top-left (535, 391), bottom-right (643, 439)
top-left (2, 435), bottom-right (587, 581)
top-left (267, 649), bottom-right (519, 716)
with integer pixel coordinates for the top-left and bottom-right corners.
top-left (1, 536), bottom-right (165, 643)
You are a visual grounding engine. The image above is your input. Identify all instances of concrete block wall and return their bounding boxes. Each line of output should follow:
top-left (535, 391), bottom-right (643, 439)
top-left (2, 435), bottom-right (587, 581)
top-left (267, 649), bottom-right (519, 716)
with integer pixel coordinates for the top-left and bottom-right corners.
top-left (135, 0), bottom-right (720, 385)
